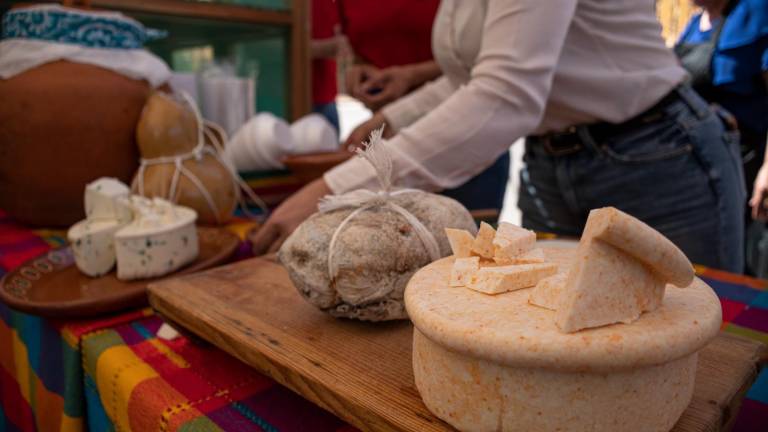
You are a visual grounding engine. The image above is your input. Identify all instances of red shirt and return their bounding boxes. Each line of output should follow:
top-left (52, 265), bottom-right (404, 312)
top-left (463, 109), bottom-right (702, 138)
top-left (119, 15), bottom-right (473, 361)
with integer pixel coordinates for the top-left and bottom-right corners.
top-left (311, 0), bottom-right (339, 105)
top-left (338, 0), bottom-right (439, 68)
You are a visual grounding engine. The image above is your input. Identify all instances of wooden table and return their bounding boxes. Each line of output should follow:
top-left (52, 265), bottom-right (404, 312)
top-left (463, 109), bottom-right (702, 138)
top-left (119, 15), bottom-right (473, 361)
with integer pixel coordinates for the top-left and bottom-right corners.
top-left (148, 257), bottom-right (767, 432)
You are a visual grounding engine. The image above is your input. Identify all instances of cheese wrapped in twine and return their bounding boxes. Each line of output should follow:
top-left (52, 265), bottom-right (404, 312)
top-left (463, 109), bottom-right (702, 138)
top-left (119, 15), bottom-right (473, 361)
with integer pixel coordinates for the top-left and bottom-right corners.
top-left (132, 91), bottom-right (269, 224)
top-left (279, 127), bottom-right (477, 321)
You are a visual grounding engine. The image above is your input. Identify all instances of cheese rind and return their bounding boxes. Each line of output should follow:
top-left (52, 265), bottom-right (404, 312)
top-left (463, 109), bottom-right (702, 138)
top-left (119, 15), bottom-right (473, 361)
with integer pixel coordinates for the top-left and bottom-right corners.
top-left (588, 207), bottom-right (693, 287)
top-left (114, 199), bottom-right (198, 281)
top-left (445, 228), bottom-right (475, 258)
top-left (493, 223), bottom-right (536, 263)
top-left (528, 272), bottom-right (567, 310)
top-left (450, 256), bottom-right (480, 287)
top-left (467, 263), bottom-right (557, 295)
top-left (471, 222), bottom-right (496, 258)
top-left (84, 177), bottom-right (133, 223)
top-left (67, 219), bottom-right (123, 277)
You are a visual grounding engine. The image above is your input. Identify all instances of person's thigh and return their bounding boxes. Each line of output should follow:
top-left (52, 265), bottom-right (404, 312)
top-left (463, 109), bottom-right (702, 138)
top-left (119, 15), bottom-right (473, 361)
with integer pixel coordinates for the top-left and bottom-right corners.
top-left (517, 144), bottom-right (584, 237)
top-left (571, 107), bottom-right (744, 272)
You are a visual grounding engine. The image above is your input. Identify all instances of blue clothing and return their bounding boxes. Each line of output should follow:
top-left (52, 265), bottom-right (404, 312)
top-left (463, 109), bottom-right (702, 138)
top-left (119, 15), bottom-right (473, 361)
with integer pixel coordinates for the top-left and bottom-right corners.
top-left (519, 86), bottom-right (745, 272)
top-left (677, 0), bottom-right (768, 135)
top-left (442, 153), bottom-right (509, 211)
top-left (312, 102), bottom-right (340, 133)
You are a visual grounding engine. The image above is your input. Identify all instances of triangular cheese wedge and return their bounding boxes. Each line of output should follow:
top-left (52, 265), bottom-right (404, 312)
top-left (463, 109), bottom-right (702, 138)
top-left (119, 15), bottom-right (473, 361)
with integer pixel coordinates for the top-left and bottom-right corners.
top-left (587, 207), bottom-right (694, 287)
top-left (467, 263), bottom-right (557, 295)
top-left (505, 247), bottom-right (546, 264)
top-left (555, 240), bottom-right (664, 332)
top-left (471, 222), bottom-right (496, 258)
top-left (493, 223), bottom-right (536, 263)
top-left (450, 256), bottom-right (480, 287)
top-left (528, 272), bottom-right (567, 310)
top-left (445, 228), bottom-right (475, 258)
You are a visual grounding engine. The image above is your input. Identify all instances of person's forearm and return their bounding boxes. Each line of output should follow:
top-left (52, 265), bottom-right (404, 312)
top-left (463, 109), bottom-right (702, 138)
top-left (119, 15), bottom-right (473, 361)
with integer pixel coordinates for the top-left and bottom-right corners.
top-left (311, 37), bottom-right (340, 59)
top-left (402, 61), bottom-right (442, 90)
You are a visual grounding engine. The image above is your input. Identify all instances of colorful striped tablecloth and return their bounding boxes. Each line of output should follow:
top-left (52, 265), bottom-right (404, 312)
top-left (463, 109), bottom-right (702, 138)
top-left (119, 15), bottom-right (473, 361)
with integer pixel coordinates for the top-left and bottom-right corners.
top-left (1, 209), bottom-right (767, 431)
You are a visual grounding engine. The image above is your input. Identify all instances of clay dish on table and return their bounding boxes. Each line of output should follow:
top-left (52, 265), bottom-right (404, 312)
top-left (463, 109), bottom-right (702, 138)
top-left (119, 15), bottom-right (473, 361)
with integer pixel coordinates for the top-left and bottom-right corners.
top-left (405, 247), bottom-right (722, 432)
top-left (281, 151), bottom-right (353, 184)
top-left (0, 227), bottom-right (239, 318)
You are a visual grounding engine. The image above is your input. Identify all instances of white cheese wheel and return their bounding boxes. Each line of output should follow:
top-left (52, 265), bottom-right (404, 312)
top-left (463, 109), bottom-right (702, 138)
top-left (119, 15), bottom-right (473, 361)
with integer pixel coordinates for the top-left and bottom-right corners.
top-left (84, 177), bottom-right (132, 223)
top-left (67, 219), bottom-right (123, 277)
top-left (114, 198), bottom-right (198, 280)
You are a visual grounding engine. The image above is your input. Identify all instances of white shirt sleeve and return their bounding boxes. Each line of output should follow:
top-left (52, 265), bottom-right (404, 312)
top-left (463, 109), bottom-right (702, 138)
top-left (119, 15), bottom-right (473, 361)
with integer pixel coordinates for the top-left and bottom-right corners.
top-left (325, 0), bottom-right (579, 194)
top-left (380, 76), bottom-right (456, 132)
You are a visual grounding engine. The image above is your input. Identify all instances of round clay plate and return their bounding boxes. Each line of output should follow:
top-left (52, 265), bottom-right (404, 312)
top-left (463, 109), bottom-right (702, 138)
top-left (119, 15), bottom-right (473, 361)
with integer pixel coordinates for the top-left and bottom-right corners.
top-left (0, 227), bottom-right (240, 318)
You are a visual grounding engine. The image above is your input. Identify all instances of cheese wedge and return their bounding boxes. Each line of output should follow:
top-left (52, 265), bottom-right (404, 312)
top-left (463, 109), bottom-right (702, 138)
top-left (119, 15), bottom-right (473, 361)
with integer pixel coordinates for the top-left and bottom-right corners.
top-left (471, 222), bottom-right (496, 258)
top-left (450, 256), bottom-right (480, 287)
top-left (556, 240), bottom-right (665, 332)
top-left (587, 207), bottom-right (694, 287)
top-left (84, 177), bottom-right (133, 223)
top-left (528, 272), bottom-right (567, 310)
top-left (467, 263), bottom-right (557, 295)
top-left (445, 228), bottom-right (475, 258)
top-left (67, 219), bottom-right (123, 277)
top-left (493, 223), bottom-right (536, 263)
top-left (114, 198), bottom-right (198, 281)
top-left (499, 247), bottom-right (546, 265)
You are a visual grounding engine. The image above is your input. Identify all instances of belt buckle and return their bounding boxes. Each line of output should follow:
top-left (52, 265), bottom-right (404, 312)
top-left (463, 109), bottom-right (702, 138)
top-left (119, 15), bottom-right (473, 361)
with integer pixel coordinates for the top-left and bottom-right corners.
top-left (542, 128), bottom-right (582, 156)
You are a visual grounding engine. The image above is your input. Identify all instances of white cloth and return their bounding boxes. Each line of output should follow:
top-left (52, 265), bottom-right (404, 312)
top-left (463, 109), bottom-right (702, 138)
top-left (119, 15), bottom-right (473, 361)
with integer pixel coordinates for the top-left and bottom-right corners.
top-left (0, 39), bottom-right (171, 87)
top-left (325, 0), bottom-right (688, 194)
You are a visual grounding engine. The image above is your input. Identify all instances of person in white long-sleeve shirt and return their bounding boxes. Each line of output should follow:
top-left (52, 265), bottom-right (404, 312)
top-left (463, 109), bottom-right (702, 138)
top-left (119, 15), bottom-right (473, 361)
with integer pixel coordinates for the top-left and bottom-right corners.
top-left (253, 0), bottom-right (745, 272)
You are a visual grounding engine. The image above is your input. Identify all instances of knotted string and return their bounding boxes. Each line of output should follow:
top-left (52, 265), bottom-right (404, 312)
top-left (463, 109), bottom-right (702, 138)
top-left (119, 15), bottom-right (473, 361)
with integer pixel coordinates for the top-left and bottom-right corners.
top-left (318, 127), bottom-right (440, 280)
top-left (132, 91), bottom-right (270, 223)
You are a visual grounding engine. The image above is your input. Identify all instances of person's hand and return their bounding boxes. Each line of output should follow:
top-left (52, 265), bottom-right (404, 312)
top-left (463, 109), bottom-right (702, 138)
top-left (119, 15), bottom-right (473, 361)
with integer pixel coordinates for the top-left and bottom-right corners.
top-left (251, 178), bottom-right (332, 255)
top-left (750, 164), bottom-right (768, 220)
top-left (346, 64), bottom-right (380, 100)
top-left (356, 66), bottom-right (413, 111)
top-left (343, 111), bottom-right (393, 151)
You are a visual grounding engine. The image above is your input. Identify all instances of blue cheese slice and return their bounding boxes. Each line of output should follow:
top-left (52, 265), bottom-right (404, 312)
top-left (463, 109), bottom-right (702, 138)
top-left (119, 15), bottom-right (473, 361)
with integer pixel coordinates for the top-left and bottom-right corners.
top-left (84, 177), bottom-right (133, 223)
top-left (114, 197), bottom-right (198, 281)
top-left (467, 263), bottom-right (557, 295)
top-left (67, 219), bottom-right (123, 277)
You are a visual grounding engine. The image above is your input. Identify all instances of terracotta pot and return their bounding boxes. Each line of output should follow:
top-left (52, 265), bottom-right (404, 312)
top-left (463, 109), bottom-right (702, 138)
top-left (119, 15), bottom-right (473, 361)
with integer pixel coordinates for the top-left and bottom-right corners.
top-left (0, 60), bottom-right (148, 226)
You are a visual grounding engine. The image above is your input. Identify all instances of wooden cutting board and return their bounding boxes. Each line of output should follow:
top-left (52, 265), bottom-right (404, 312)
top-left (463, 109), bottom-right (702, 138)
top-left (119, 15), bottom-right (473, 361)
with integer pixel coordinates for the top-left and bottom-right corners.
top-left (148, 257), bottom-right (766, 432)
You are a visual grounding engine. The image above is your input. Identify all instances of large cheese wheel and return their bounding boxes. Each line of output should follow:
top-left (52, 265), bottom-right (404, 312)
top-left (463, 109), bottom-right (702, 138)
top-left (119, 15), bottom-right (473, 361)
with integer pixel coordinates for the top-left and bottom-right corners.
top-left (0, 61), bottom-right (145, 226)
top-left (405, 250), bottom-right (721, 432)
top-left (133, 153), bottom-right (237, 225)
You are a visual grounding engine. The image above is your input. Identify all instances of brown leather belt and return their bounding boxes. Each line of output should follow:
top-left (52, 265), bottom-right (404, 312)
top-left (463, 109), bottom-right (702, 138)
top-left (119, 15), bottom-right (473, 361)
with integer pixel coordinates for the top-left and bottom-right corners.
top-left (530, 87), bottom-right (693, 157)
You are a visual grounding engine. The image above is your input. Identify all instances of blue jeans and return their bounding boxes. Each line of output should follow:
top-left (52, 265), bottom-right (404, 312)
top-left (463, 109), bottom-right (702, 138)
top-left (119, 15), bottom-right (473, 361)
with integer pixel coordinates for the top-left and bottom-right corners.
top-left (518, 86), bottom-right (746, 272)
top-left (442, 152), bottom-right (510, 211)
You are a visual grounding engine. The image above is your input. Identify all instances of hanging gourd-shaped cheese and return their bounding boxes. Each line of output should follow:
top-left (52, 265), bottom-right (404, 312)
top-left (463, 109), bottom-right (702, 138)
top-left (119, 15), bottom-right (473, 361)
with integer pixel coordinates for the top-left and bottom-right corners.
top-left (136, 91), bottom-right (198, 158)
top-left (132, 91), bottom-right (238, 225)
